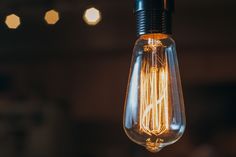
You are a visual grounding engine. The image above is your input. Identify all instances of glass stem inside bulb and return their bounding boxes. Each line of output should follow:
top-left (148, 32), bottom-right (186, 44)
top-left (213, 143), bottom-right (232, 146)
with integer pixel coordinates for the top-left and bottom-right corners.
top-left (135, 36), bottom-right (172, 152)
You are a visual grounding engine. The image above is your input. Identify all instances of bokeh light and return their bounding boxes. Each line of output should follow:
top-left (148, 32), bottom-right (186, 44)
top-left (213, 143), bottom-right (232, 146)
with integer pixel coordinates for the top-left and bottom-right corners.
top-left (83, 7), bottom-right (101, 26)
top-left (44, 9), bottom-right (60, 25)
top-left (5, 14), bottom-right (21, 29)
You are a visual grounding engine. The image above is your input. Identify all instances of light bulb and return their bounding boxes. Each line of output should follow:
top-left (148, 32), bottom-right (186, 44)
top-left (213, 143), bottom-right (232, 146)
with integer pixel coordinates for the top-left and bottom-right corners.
top-left (123, 0), bottom-right (185, 152)
top-left (123, 33), bottom-right (186, 152)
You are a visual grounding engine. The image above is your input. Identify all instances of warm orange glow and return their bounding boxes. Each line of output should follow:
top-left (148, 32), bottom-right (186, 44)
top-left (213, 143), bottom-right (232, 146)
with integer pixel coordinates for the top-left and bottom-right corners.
top-left (141, 33), bottom-right (168, 40)
top-left (44, 10), bottom-right (60, 25)
top-left (83, 7), bottom-right (101, 26)
top-left (5, 14), bottom-right (21, 29)
top-left (139, 64), bottom-right (169, 136)
top-left (138, 38), bottom-right (170, 150)
top-left (123, 30), bottom-right (186, 153)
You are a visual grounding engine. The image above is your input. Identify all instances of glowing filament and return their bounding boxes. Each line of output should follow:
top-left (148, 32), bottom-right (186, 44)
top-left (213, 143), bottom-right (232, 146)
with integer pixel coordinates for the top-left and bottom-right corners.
top-left (139, 47), bottom-right (169, 136)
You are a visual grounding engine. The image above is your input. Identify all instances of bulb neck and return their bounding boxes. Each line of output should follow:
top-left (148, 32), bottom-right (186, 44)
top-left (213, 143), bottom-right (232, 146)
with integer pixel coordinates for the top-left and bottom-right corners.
top-left (139, 33), bottom-right (169, 40)
top-left (135, 0), bottom-right (174, 37)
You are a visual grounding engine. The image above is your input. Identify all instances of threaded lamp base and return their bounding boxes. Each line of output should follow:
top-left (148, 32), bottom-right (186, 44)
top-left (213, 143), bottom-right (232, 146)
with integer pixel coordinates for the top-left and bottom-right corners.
top-left (135, 10), bottom-right (172, 36)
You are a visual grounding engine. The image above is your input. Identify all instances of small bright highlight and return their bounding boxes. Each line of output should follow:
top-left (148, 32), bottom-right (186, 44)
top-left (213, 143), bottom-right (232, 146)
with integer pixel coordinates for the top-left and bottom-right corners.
top-left (44, 10), bottom-right (60, 25)
top-left (83, 7), bottom-right (101, 26)
top-left (5, 14), bottom-right (21, 29)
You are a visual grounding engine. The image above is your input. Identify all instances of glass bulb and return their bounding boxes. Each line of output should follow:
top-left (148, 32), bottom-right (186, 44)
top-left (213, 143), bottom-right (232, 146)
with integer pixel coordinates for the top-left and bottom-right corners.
top-left (123, 33), bottom-right (186, 153)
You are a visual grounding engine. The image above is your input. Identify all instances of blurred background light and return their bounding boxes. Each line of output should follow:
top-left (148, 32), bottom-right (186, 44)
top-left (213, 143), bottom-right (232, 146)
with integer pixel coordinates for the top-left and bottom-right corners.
top-left (5, 14), bottom-right (21, 29)
top-left (44, 9), bottom-right (60, 25)
top-left (83, 7), bottom-right (101, 26)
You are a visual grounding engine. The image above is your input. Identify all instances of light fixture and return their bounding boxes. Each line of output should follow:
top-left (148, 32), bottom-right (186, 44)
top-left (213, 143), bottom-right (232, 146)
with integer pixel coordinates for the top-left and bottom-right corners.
top-left (44, 9), bottom-right (60, 25)
top-left (123, 0), bottom-right (186, 153)
top-left (5, 14), bottom-right (21, 29)
top-left (83, 7), bottom-right (101, 26)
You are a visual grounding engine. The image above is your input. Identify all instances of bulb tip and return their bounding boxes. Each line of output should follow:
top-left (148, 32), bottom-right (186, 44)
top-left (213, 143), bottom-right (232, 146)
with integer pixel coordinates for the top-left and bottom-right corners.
top-left (146, 145), bottom-right (163, 153)
top-left (145, 138), bottom-right (163, 153)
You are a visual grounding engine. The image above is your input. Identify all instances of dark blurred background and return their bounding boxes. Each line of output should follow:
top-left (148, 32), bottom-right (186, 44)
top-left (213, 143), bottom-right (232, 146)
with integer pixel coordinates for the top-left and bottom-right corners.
top-left (0, 0), bottom-right (235, 157)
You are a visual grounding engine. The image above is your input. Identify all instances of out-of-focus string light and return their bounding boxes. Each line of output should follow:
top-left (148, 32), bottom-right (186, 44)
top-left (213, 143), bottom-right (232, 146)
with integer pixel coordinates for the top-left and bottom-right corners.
top-left (44, 9), bottom-right (60, 25)
top-left (83, 7), bottom-right (101, 26)
top-left (5, 14), bottom-right (21, 29)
